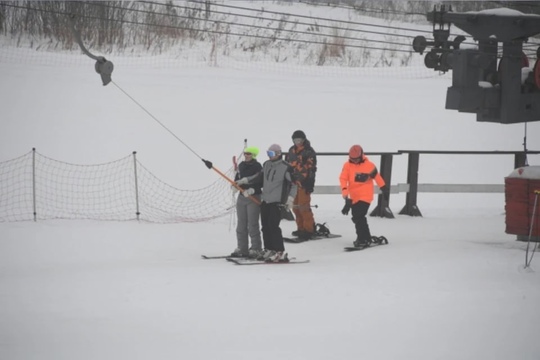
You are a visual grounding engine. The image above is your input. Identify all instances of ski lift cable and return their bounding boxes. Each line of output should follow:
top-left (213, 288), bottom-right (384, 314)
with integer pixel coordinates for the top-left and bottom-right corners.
top-left (65, 5), bottom-right (413, 53)
top-left (68, 14), bottom-right (262, 205)
top-left (4, 3), bottom-right (414, 53)
top-left (86, 2), bottom-right (540, 57)
top-left (111, 79), bottom-right (261, 205)
top-left (297, 0), bottom-right (428, 17)
top-left (82, 1), bottom-right (416, 48)
top-left (181, 0), bottom-right (434, 35)
top-left (81, 0), bottom-right (422, 47)
top-left (67, 10), bottom-right (202, 160)
top-left (113, 79), bottom-right (262, 204)
top-left (7, 3), bottom-right (536, 61)
top-left (109, 80), bottom-right (202, 161)
top-left (136, 0), bottom-right (427, 40)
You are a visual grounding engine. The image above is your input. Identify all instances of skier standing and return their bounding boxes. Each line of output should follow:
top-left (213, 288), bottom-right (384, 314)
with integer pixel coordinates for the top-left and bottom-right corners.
top-left (236, 144), bottom-right (297, 262)
top-left (230, 146), bottom-right (263, 259)
top-left (339, 145), bottom-right (389, 248)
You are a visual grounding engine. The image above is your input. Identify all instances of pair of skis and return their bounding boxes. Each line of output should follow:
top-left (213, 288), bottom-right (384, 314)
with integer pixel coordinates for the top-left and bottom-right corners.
top-left (201, 236), bottom-right (388, 264)
top-left (201, 254), bottom-right (309, 265)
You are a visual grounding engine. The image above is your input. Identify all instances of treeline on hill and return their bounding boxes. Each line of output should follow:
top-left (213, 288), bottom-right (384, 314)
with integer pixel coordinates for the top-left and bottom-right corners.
top-left (0, 1), bottom-right (538, 53)
top-left (0, 1), bottom-right (211, 51)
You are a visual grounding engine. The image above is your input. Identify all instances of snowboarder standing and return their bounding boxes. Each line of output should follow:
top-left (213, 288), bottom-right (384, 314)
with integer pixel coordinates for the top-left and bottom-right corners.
top-left (230, 146), bottom-right (263, 258)
top-left (286, 130), bottom-right (317, 240)
top-left (236, 144), bottom-right (297, 262)
top-left (339, 145), bottom-right (389, 248)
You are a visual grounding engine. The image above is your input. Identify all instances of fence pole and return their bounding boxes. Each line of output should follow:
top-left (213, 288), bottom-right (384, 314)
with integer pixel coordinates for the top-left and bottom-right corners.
top-left (514, 152), bottom-right (527, 168)
top-left (133, 151), bottom-right (140, 221)
top-left (399, 151), bottom-right (423, 217)
top-left (32, 148), bottom-right (37, 222)
top-left (370, 153), bottom-right (395, 218)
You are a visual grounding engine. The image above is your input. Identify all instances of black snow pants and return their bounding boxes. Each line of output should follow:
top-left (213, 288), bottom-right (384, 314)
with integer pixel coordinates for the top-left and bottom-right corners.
top-left (260, 202), bottom-right (285, 252)
top-left (351, 200), bottom-right (372, 242)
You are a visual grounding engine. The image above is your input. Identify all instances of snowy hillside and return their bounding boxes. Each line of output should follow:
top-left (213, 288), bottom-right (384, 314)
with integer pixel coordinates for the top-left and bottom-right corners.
top-left (1, 2), bottom-right (540, 360)
top-left (0, 0), bottom-right (453, 70)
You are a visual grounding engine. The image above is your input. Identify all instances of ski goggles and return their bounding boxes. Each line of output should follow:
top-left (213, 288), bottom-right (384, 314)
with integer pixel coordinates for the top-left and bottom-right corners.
top-left (243, 152), bottom-right (253, 156)
top-left (293, 138), bottom-right (304, 145)
top-left (267, 150), bottom-right (280, 157)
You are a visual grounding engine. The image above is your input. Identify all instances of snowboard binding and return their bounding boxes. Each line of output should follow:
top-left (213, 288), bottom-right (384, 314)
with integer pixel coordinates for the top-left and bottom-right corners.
top-left (315, 223), bottom-right (331, 237)
top-left (370, 236), bottom-right (389, 245)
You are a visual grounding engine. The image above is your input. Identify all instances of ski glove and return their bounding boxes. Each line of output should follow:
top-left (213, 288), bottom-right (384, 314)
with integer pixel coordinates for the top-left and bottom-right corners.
top-left (236, 177), bottom-right (249, 185)
top-left (341, 198), bottom-right (352, 215)
top-left (242, 188), bottom-right (255, 197)
top-left (285, 196), bottom-right (295, 211)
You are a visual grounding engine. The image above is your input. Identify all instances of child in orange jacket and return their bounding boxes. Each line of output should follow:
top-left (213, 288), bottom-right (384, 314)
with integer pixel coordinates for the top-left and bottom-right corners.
top-left (339, 145), bottom-right (389, 248)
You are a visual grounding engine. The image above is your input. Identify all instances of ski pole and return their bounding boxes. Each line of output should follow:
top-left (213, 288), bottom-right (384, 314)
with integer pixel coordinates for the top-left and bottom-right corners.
top-left (202, 159), bottom-right (261, 205)
top-left (233, 138), bottom-right (247, 174)
top-left (525, 189), bottom-right (540, 268)
top-left (294, 204), bottom-right (318, 209)
top-left (279, 204), bottom-right (318, 209)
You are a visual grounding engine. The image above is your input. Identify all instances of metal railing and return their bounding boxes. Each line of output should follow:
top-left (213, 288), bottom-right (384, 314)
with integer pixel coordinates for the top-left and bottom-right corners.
top-left (314, 150), bottom-right (540, 218)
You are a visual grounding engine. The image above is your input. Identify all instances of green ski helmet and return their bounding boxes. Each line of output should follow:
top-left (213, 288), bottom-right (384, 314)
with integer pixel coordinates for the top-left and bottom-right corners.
top-left (244, 146), bottom-right (259, 159)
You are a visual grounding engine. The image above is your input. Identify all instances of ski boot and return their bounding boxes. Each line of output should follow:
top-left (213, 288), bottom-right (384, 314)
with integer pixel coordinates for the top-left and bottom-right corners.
top-left (353, 238), bottom-right (370, 249)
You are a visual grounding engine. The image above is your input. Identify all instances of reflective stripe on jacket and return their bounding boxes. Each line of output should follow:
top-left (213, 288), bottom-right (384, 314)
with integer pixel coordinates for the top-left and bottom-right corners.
top-left (339, 155), bottom-right (385, 204)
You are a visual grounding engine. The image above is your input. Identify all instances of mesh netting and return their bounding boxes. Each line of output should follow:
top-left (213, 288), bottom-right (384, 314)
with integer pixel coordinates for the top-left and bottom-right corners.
top-left (0, 150), bottom-right (236, 223)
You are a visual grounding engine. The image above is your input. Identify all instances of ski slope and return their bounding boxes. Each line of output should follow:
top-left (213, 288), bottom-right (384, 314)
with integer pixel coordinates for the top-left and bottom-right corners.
top-left (1, 2), bottom-right (540, 359)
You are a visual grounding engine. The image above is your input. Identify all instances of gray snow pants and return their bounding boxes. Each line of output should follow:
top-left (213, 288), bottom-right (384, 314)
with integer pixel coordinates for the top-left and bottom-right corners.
top-left (236, 194), bottom-right (262, 253)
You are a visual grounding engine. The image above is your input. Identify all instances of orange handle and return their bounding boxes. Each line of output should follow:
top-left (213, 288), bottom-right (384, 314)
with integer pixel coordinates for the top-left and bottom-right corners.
top-left (207, 161), bottom-right (261, 205)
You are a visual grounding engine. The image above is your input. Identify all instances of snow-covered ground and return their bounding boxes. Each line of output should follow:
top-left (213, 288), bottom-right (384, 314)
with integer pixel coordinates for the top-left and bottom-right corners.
top-left (1, 207), bottom-right (539, 360)
top-left (1, 2), bottom-right (540, 359)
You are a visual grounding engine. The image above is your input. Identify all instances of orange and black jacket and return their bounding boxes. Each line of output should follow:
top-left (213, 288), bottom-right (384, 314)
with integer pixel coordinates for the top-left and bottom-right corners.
top-left (339, 155), bottom-right (385, 204)
top-left (286, 140), bottom-right (317, 193)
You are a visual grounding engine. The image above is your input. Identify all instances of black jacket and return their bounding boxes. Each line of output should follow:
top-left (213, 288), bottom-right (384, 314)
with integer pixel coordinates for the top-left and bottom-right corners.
top-left (234, 160), bottom-right (263, 194)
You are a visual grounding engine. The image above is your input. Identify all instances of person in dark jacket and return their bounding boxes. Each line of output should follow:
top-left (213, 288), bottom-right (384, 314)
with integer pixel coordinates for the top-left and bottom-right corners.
top-left (236, 144), bottom-right (297, 262)
top-left (286, 130), bottom-right (317, 240)
top-left (231, 146), bottom-right (263, 258)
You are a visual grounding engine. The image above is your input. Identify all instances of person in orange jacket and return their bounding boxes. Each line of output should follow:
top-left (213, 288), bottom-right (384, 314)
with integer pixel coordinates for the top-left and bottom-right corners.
top-left (339, 144), bottom-right (389, 248)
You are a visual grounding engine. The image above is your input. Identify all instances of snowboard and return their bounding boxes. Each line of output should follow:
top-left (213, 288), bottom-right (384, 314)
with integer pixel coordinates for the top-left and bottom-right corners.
top-left (283, 233), bottom-right (342, 244)
top-left (344, 236), bottom-right (388, 252)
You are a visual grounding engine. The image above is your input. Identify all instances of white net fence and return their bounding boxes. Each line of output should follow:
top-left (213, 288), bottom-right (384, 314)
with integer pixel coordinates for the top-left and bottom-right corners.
top-left (0, 149), bottom-right (236, 223)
